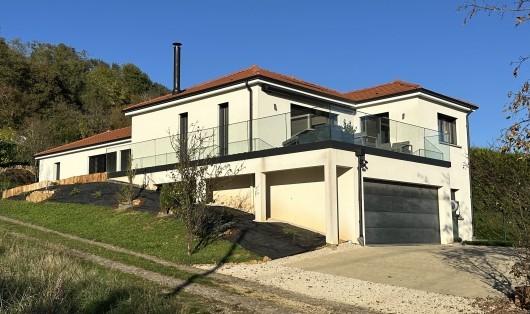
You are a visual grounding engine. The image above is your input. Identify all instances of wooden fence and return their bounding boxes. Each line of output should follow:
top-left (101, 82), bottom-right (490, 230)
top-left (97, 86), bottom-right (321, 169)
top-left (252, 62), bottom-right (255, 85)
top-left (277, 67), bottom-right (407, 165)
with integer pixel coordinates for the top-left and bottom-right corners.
top-left (1, 172), bottom-right (107, 199)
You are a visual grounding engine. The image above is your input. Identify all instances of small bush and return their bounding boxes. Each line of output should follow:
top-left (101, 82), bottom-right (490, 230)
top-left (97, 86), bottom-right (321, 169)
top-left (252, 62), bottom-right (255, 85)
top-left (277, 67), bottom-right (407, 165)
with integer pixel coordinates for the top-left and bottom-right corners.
top-left (116, 158), bottom-right (136, 205)
top-left (70, 186), bottom-right (81, 195)
top-left (92, 190), bottom-right (102, 198)
top-left (159, 183), bottom-right (189, 214)
top-left (463, 240), bottom-right (514, 247)
top-left (159, 184), bottom-right (175, 213)
top-left (0, 168), bottom-right (34, 186)
top-left (191, 207), bottom-right (234, 240)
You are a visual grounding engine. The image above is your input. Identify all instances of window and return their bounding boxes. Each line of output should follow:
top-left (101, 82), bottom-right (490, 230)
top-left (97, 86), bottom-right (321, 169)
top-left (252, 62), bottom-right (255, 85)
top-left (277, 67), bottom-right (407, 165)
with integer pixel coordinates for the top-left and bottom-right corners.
top-left (360, 112), bottom-right (390, 144)
top-left (54, 162), bottom-right (60, 180)
top-left (290, 104), bottom-right (337, 136)
top-left (219, 103), bottom-right (229, 156)
top-left (438, 114), bottom-right (457, 145)
top-left (106, 152), bottom-right (117, 173)
top-left (180, 112), bottom-right (188, 158)
top-left (89, 154), bottom-right (107, 174)
top-left (120, 149), bottom-right (131, 171)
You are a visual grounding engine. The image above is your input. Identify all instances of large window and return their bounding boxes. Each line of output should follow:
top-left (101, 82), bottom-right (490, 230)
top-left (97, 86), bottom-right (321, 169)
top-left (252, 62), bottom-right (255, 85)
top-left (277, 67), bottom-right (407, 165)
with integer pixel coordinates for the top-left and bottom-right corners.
top-left (106, 152), bottom-right (117, 173)
top-left (290, 104), bottom-right (337, 136)
top-left (438, 114), bottom-right (457, 145)
top-left (219, 103), bottom-right (229, 156)
top-left (360, 112), bottom-right (390, 144)
top-left (120, 149), bottom-right (131, 171)
top-left (89, 154), bottom-right (107, 174)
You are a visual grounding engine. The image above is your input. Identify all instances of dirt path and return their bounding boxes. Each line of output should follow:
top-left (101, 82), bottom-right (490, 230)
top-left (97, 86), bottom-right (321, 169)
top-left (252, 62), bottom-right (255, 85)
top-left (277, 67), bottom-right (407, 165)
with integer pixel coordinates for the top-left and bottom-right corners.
top-left (0, 215), bottom-right (374, 313)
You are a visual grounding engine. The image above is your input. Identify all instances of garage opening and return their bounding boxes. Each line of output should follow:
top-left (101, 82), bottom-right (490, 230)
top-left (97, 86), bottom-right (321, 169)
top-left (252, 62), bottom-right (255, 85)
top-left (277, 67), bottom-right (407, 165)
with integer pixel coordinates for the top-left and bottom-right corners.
top-left (364, 179), bottom-right (440, 244)
top-left (267, 167), bottom-right (325, 234)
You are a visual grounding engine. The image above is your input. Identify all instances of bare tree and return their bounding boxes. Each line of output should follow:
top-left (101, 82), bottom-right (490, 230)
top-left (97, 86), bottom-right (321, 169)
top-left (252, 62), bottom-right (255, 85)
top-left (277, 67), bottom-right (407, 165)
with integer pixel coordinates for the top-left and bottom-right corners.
top-left (116, 156), bottom-right (136, 207)
top-left (459, 0), bottom-right (530, 156)
top-left (459, 1), bottom-right (530, 305)
top-left (168, 123), bottom-right (242, 255)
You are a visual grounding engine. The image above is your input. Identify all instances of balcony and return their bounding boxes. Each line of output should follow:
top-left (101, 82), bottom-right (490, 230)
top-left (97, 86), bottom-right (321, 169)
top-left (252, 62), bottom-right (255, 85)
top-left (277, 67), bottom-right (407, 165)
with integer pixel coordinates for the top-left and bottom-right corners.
top-left (107, 108), bottom-right (450, 172)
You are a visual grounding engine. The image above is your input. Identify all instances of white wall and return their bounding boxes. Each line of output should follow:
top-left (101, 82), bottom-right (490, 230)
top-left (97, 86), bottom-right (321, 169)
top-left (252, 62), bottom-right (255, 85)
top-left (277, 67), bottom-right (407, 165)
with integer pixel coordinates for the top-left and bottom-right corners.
top-left (355, 95), bottom-right (473, 240)
top-left (131, 87), bottom-right (252, 142)
top-left (267, 166), bottom-right (326, 233)
top-left (37, 140), bottom-right (131, 182)
top-left (85, 83), bottom-right (474, 243)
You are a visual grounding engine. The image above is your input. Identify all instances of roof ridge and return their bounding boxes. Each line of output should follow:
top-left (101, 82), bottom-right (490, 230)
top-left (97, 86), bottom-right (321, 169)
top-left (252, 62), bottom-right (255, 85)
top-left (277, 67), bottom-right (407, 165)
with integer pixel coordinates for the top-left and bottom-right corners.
top-left (35, 126), bottom-right (131, 157)
top-left (346, 80), bottom-right (421, 95)
top-left (128, 66), bottom-right (262, 109)
top-left (259, 67), bottom-right (346, 95)
top-left (187, 65), bottom-right (260, 91)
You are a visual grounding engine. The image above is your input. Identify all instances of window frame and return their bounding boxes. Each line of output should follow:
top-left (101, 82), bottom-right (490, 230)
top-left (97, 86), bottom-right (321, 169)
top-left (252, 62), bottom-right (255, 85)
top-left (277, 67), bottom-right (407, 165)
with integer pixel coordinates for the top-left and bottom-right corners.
top-left (438, 113), bottom-right (457, 145)
top-left (179, 112), bottom-right (188, 158)
top-left (219, 103), bottom-right (229, 156)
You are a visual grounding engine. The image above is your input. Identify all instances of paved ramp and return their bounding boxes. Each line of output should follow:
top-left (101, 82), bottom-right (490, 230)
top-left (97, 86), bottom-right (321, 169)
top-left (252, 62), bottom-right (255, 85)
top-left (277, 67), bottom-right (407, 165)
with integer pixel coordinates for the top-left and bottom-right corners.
top-left (285, 244), bottom-right (516, 298)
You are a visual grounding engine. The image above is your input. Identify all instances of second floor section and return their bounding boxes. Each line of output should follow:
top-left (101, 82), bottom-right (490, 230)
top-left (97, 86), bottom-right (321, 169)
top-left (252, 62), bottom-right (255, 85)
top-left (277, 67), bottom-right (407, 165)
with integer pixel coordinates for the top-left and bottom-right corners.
top-left (120, 81), bottom-right (474, 169)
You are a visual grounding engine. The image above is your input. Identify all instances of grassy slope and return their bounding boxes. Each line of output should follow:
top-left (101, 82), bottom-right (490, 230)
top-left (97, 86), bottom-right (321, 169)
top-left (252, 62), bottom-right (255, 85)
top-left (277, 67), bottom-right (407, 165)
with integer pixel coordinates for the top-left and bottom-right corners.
top-left (0, 200), bottom-right (257, 264)
top-left (0, 231), bottom-right (217, 313)
top-left (0, 219), bottom-right (209, 283)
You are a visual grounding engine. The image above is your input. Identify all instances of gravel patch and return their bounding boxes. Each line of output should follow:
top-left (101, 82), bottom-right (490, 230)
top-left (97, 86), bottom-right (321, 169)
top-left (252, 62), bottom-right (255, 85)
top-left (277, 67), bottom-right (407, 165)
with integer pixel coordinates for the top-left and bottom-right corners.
top-left (196, 243), bottom-right (482, 313)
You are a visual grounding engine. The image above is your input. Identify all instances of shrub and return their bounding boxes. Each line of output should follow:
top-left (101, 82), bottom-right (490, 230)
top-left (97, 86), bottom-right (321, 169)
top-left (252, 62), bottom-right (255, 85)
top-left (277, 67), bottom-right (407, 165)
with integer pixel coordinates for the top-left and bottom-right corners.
top-left (70, 185), bottom-right (81, 195)
top-left (463, 240), bottom-right (514, 247)
top-left (116, 157), bottom-right (136, 205)
top-left (0, 168), bottom-right (34, 187)
top-left (159, 183), bottom-right (175, 213)
top-left (470, 148), bottom-right (530, 241)
top-left (190, 206), bottom-right (235, 253)
top-left (191, 206), bottom-right (234, 239)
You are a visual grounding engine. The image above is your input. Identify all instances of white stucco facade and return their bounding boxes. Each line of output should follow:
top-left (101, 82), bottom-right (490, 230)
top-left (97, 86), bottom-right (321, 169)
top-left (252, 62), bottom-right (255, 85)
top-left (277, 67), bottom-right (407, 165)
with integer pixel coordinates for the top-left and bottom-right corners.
top-left (35, 72), bottom-right (476, 246)
top-left (36, 139), bottom-right (131, 182)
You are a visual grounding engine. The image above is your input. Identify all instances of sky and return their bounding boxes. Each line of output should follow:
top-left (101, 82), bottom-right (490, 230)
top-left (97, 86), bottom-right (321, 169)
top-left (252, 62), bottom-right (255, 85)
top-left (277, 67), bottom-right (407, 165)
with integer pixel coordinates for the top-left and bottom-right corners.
top-left (0, 0), bottom-right (528, 148)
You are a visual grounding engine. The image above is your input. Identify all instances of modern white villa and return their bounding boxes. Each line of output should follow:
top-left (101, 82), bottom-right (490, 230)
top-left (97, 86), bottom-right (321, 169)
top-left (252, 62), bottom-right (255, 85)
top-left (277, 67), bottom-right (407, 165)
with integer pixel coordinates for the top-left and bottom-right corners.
top-left (35, 44), bottom-right (477, 246)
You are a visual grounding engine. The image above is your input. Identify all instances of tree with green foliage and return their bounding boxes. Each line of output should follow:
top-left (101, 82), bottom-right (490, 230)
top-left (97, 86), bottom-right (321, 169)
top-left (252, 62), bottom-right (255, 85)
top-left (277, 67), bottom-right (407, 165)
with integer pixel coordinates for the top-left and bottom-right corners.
top-left (470, 148), bottom-right (530, 241)
top-left (0, 36), bottom-right (170, 165)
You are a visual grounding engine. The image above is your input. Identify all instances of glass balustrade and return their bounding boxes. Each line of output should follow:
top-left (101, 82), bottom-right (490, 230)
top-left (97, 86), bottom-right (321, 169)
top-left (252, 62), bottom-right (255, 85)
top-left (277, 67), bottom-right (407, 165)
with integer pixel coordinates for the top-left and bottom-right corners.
top-left (106, 108), bottom-right (451, 172)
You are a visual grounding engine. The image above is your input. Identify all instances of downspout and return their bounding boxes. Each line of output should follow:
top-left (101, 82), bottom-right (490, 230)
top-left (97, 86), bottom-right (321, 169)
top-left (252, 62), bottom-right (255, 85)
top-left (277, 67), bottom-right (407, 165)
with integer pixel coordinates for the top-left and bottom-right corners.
top-left (356, 148), bottom-right (365, 246)
top-left (466, 111), bottom-right (474, 239)
top-left (246, 81), bottom-right (253, 152)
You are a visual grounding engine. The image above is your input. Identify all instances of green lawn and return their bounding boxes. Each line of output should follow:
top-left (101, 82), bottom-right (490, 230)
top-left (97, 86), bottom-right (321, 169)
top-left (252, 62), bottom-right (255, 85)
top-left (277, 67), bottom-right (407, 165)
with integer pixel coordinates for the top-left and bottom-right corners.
top-left (0, 230), bottom-right (219, 313)
top-left (0, 200), bottom-right (257, 264)
top-left (0, 219), bottom-right (210, 284)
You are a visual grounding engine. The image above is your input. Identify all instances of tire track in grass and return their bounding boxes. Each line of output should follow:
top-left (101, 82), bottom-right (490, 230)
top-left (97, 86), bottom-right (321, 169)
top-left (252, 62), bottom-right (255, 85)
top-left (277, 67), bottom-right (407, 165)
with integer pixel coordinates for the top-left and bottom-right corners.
top-left (0, 215), bottom-right (372, 314)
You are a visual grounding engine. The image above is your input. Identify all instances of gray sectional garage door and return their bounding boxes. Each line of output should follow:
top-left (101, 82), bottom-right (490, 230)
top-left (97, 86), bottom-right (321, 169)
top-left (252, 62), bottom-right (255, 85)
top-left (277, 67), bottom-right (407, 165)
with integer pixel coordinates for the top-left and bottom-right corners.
top-left (364, 180), bottom-right (440, 244)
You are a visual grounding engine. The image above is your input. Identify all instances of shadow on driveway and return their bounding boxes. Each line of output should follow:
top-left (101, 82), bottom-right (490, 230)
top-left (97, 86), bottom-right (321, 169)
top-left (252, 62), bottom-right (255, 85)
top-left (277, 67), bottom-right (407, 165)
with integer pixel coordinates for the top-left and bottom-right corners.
top-left (435, 245), bottom-right (516, 297)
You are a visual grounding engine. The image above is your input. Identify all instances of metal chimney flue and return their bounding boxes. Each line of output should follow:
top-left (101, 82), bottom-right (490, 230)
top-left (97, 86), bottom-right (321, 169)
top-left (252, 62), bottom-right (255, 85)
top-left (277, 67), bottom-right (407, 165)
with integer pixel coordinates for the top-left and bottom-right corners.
top-left (172, 42), bottom-right (182, 94)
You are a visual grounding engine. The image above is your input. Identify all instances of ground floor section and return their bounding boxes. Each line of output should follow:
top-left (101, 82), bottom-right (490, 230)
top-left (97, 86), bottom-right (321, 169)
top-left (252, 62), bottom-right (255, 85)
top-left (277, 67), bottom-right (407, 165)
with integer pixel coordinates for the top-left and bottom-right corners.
top-left (119, 148), bottom-right (472, 245)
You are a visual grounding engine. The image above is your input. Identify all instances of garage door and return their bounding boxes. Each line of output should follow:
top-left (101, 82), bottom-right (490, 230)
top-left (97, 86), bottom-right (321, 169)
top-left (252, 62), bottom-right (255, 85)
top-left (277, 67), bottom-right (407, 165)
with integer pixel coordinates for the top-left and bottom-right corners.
top-left (364, 180), bottom-right (440, 244)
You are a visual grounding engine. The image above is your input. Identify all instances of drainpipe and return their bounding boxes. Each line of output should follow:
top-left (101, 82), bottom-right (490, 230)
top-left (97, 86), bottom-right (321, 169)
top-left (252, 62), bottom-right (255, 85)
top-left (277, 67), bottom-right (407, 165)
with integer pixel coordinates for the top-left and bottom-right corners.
top-left (246, 81), bottom-right (253, 152)
top-left (355, 148), bottom-right (366, 246)
top-left (466, 111), bottom-right (474, 239)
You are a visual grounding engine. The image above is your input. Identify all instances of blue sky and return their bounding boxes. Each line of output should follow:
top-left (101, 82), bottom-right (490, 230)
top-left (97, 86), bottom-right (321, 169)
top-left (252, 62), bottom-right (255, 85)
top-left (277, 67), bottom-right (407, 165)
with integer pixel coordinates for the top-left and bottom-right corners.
top-left (0, 0), bottom-right (527, 147)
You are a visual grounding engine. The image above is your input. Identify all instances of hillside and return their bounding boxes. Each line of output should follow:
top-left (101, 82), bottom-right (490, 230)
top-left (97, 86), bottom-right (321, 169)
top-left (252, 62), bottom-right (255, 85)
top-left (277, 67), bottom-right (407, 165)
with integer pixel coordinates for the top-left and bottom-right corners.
top-left (0, 37), bottom-right (169, 165)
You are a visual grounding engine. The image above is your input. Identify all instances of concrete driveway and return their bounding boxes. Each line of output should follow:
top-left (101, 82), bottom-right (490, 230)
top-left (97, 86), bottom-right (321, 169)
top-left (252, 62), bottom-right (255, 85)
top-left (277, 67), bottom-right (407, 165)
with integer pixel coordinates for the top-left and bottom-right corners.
top-left (285, 244), bottom-right (517, 298)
